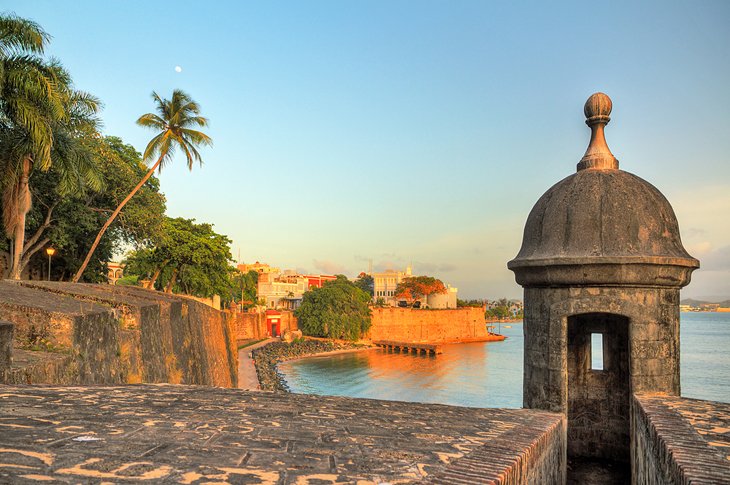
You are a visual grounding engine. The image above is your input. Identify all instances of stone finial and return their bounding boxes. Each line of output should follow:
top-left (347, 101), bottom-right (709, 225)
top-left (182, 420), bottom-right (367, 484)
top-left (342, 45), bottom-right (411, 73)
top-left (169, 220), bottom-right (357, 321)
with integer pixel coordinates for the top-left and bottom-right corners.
top-left (577, 92), bottom-right (619, 171)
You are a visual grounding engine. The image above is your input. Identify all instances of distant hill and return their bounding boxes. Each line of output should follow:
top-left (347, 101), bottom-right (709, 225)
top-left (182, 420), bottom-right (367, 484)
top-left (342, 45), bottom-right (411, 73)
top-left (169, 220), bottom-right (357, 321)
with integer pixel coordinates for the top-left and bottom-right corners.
top-left (681, 298), bottom-right (730, 307)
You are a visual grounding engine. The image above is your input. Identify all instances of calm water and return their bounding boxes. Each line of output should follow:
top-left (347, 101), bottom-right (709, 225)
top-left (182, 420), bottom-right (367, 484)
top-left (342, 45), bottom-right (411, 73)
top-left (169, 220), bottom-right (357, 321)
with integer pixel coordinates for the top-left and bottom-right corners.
top-left (279, 313), bottom-right (730, 407)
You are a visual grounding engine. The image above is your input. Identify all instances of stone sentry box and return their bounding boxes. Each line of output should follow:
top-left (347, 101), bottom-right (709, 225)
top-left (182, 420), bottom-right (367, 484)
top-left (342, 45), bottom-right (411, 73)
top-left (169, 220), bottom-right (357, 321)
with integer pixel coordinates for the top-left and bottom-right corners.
top-left (508, 93), bottom-right (699, 465)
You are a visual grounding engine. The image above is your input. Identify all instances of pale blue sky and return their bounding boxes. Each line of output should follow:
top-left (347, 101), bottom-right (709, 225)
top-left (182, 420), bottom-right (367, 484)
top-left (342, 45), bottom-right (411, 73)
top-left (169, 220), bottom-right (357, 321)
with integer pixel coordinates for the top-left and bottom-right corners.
top-left (8, 1), bottom-right (730, 299)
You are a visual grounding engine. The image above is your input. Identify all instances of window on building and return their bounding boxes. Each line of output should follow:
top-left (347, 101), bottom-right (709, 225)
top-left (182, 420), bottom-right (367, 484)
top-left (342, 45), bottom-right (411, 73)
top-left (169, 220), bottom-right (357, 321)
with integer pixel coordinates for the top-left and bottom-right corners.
top-left (591, 333), bottom-right (604, 370)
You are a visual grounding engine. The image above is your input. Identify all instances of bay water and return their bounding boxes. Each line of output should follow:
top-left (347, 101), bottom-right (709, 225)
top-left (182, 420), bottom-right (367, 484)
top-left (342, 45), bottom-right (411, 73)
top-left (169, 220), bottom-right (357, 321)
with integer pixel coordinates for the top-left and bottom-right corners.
top-left (278, 312), bottom-right (730, 407)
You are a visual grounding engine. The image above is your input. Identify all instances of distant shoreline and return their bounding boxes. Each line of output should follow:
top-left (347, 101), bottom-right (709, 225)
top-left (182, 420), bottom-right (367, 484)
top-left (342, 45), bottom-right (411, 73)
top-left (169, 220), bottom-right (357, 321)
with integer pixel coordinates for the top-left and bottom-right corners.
top-left (681, 310), bottom-right (730, 313)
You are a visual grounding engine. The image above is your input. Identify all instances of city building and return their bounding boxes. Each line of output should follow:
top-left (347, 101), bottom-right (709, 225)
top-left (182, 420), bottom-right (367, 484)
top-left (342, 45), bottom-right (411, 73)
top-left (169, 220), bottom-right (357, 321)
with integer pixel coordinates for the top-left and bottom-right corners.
top-left (107, 262), bottom-right (124, 285)
top-left (237, 261), bottom-right (280, 275)
top-left (372, 265), bottom-right (458, 308)
top-left (250, 263), bottom-right (337, 310)
top-left (306, 274), bottom-right (337, 288)
top-left (372, 265), bottom-right (412, 305)
top-left (257, 274), bottom-right (308, 310)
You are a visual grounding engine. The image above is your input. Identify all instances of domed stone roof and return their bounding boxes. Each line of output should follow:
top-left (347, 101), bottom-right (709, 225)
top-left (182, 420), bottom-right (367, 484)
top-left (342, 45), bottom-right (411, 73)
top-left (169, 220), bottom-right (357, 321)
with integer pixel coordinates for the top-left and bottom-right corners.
top-left (508, 93), bottom-right (699, 287)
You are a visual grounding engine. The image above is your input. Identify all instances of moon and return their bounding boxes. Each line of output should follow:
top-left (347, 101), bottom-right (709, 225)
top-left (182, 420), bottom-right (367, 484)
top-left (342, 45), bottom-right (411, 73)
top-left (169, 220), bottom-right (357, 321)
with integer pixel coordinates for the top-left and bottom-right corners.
top-left (174, 66), bottom-right (182, 73)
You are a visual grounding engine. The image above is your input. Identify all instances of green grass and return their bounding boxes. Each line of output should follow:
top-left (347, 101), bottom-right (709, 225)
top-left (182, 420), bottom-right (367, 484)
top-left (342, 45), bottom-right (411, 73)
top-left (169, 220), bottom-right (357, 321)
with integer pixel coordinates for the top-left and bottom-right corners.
top-left (237, 338), bottom-right (267, 350)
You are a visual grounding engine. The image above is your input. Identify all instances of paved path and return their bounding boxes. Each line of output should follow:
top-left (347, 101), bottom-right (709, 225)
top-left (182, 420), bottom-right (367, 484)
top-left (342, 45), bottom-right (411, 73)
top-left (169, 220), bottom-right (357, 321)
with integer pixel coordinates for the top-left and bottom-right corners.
top-left (0, 384), bottom-right (565, 484)
top-left (237, 338), bottom-right (275, 390)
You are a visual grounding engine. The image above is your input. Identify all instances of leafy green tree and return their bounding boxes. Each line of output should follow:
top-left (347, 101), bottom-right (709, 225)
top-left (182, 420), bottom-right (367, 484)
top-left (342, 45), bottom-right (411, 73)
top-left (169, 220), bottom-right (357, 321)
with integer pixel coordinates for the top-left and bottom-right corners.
top-left (485, 298), bottom-right (512, 319)
top-left (239, 271), bottom-right (257, 302)
top-left (354, 272), bottom-right (374, 296)
top-left (224, 269), bottom-right (258, 308)
top-left (74, 89), bottom-right (211, 282)
top-left (457, 298), bottom-right (485, 308)
top-left (295, 275), bottom-right (372, 341)
top-left (394, 276), bottom-right (447, 301)
top-left (123, 217), bottom-right (233, 299)
top-left (1, 135), bottom-right (165, 281)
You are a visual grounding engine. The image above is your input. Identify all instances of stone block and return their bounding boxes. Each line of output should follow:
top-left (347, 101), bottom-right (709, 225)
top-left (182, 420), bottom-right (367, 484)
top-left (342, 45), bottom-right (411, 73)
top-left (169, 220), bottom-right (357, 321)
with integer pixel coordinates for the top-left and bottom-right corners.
top-left (0, 321), bottom-right (13, 368)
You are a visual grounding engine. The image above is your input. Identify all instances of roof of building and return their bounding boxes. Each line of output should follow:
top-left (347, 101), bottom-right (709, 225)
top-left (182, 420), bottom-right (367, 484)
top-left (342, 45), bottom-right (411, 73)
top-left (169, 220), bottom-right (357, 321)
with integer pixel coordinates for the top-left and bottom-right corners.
top-left (509, 93), bottom-right (699, 287)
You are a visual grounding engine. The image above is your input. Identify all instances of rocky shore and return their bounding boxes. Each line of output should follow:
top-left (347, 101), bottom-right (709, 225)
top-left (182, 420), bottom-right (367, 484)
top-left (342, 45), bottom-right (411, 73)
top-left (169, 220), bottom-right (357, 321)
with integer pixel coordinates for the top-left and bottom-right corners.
top-left (252, 339), bottom-right (371, 391)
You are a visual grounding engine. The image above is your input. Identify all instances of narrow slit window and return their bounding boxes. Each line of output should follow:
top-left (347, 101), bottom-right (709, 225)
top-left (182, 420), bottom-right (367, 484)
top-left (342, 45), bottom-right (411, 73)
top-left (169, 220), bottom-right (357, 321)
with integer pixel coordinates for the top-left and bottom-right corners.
top-left (591, 333), bottom-right (604, 370)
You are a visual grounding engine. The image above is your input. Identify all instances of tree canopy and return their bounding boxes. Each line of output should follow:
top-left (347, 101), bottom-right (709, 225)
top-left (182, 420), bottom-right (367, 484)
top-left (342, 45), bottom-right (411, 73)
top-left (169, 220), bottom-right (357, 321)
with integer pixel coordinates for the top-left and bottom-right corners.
top-left (233, 269), bottom-right (259, 308)
top-left (354, 272), bottom-right (374, 296)
top-left (0, 132), bottom-right (165, 280)
top-left (123, 217), bottom-right (233, 299)
top-left (1, 14), bottom-right (219, 286)
top-left (394, 276), bottom-right (447, 301)
top-left (295, 275), bottom-right (372, 341)
top-left (73, 89), bottom-right (212, 282)
top-left (0, 14), bottom-right (103, 278)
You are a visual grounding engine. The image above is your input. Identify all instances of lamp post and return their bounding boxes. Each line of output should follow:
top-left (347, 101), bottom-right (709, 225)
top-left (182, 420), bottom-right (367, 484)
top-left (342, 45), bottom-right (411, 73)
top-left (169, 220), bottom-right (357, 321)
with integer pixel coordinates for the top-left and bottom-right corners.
top-left (45, 247), bottom-right (56, 281)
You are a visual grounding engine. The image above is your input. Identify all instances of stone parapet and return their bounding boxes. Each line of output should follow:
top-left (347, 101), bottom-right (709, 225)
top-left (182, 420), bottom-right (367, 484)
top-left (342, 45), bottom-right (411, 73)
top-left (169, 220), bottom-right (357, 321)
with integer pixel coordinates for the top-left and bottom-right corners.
top-left (632, 394), bottom-right (730, 484)
top-left (0, 384), bottom-right (565, 484)
top-left (0, 281), bottom-right (237, 387)
top-left (0, 320), bottom-right (13, 368)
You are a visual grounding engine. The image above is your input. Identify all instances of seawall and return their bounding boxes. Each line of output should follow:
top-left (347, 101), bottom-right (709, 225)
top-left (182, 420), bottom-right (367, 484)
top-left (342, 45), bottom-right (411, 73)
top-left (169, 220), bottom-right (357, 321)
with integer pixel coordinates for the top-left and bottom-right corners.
top-left (229, 310), bottom-right (297, 343)
top-left (0, 280), bottom-right (237, 387)
top-left (228, 307), bottom-right (492, 345)
top-left (368, 306), bottom-right (490, 343)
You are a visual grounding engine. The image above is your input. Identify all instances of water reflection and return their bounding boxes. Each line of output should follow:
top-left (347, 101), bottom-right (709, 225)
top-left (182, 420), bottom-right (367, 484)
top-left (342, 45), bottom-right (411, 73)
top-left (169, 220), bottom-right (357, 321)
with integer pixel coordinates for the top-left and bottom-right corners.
top-left (279, 324), bottom-right (525, 408)
top-left (280, 314), bottom-right (730, 407)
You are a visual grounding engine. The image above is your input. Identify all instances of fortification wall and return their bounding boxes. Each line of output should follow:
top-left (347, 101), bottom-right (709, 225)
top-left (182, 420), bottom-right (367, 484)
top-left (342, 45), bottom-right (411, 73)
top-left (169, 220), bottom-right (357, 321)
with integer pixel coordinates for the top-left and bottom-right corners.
top-left (368, 307), bottom-right (488, 343)
top-left (0, 281), bottom-right (237, 387)
top-left (229, 310), bottom-right (297, 342)
top-left (632, 394), bottom-right (730, 484)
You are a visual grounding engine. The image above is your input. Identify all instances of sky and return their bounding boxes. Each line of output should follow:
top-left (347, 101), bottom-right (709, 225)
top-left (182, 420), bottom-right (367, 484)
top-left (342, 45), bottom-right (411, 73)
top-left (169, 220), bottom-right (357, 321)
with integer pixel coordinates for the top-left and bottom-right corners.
top-left (6, 1), bottom-right (730, 300)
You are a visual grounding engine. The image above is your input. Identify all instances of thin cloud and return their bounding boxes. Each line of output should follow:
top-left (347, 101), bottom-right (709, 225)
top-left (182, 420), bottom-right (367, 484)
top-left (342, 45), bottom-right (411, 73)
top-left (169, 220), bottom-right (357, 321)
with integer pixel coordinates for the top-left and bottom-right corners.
top-left (312, 259), bottom-right (346, 275)
top-left (701, 246), bottom-right (730, 271)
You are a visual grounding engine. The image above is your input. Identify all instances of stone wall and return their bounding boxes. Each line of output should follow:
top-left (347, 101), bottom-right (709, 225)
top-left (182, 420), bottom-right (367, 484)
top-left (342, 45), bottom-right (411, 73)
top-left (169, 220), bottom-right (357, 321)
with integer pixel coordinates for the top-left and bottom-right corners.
top-left (0, 281), bottom-right (237, 387)
top-left (632, 394), bottom-right (730, 484)
top-left (0, 320), bottom-right (12, 368)
top-left (229, 310), bottom-right (297, 342)
top-left (229, 307), bottom-right (486, 344)
top-left (522, 286), bottom-right (680, 463)
top-left (368, 307), bottom-right (489, 343)
top-left (427, 411), bottom-right (566, 484)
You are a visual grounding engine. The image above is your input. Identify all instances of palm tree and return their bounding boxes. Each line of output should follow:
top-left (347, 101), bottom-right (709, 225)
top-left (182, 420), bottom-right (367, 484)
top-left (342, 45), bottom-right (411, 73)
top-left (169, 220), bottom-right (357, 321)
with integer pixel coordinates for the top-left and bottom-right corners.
top-left (72, 89), bottom-right (211, 282)
top-left (0, 15), bottom-right (73, 279)
top-left (1, 83), bottom-right (102, 278)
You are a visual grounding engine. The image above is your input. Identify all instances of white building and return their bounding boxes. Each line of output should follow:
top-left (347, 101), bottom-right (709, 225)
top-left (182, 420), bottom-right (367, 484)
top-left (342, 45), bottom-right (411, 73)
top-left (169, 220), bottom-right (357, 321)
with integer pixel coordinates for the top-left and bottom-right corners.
top-left (257, 271), bottom-right (309, 310)
top-left (373, 265), bottom-right (459, 308)
top-left (373, 265), bottom-right (412, 305)
top-left (426, 286), bottom-right (459, 309)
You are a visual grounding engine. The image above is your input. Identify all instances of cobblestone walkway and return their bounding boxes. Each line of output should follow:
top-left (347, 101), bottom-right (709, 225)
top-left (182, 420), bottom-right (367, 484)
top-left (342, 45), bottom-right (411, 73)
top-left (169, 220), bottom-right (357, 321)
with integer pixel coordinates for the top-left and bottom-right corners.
top-left (0, 385), bottom-right (563, 484)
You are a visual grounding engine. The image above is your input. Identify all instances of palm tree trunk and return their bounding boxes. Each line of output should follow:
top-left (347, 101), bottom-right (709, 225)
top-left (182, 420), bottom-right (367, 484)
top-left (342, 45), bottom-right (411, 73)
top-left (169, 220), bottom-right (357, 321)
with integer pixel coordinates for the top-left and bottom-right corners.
top-left (165, 268), bottom-right (178, 294)
top-left (72, 154), bottom-right (164, 283)
top-left (8, 157), bottom-right (33, 280)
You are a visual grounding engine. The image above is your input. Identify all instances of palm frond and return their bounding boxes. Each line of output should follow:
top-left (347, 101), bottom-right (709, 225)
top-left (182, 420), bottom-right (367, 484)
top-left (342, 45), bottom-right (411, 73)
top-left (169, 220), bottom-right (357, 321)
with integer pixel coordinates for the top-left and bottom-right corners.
top-left (142, 132), bottom-right (166, 162)
top-left (0, 14), bottom-right (50, 57)
top-left (179, 128), bottom-right (212, 146)
top-left (136, 113), bottom-right (166, 130)
top-left (136, 90), bottom-right (212, 171)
